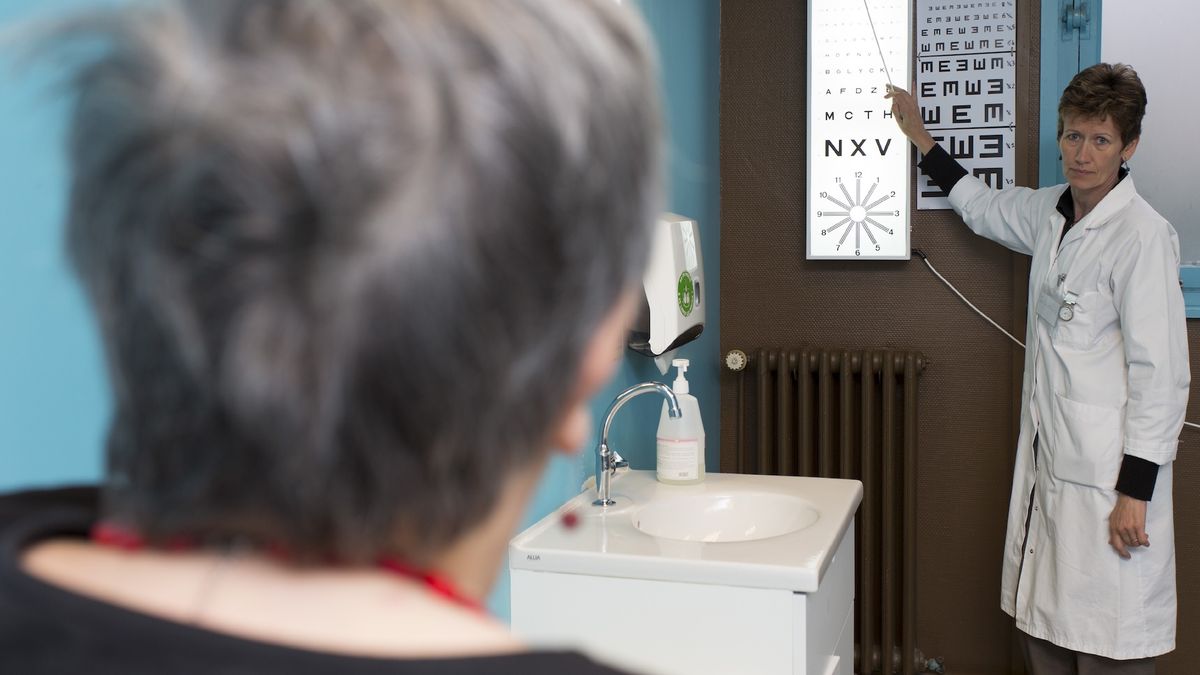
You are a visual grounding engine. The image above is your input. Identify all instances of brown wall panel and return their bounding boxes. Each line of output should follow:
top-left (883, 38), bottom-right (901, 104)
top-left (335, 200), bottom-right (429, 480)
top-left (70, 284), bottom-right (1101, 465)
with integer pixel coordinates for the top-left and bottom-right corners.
top-left (1162, 330), bottom-right (1200, 675)
top-left (719, 1), bottom-right (1197, 672)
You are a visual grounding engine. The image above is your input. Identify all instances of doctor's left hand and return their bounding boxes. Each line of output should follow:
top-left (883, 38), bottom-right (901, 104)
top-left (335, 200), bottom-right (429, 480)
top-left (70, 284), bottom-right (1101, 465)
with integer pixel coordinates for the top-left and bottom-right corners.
top-left (1108, 493), bottom-right (1149, 559)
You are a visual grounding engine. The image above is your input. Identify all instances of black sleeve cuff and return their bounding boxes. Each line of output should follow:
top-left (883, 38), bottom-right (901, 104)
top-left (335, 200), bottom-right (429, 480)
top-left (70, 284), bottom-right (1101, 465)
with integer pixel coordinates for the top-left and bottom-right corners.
top-left (917, 143), bottom-right (969, 195)
top-left (1115, 454), bottom-right (1159, 501)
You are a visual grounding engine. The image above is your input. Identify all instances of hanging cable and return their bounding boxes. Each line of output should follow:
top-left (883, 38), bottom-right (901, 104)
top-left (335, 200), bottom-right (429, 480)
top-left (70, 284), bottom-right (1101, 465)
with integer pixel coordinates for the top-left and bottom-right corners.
top-left (914, 248), bottom-right (1200, 432)
top-left (913, 249), bottom-right (1025, 349)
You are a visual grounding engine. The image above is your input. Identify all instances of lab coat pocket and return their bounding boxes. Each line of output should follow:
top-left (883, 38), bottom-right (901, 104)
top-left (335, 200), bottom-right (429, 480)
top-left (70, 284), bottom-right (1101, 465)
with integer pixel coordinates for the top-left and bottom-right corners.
top-left (1049, 392), bottom-right (1124, 490)
top-left (1051, 291), bottom-right (1114, 349)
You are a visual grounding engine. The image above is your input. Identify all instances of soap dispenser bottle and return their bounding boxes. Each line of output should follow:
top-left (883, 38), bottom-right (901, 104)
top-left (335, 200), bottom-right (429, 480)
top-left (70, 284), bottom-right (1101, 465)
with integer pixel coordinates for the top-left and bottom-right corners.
top-left (656, 359), bottom-right (705, 485)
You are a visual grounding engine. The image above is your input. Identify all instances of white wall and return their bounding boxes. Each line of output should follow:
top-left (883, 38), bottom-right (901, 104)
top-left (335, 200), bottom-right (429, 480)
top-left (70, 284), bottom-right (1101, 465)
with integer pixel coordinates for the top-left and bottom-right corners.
top-left (1103, 1), bottom-right (1200, 263)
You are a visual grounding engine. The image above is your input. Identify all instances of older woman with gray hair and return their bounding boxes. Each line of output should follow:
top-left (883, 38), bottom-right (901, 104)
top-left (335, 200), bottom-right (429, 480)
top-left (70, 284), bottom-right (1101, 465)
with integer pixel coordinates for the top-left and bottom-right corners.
top-left (0, 1), bottom-right (662, 672)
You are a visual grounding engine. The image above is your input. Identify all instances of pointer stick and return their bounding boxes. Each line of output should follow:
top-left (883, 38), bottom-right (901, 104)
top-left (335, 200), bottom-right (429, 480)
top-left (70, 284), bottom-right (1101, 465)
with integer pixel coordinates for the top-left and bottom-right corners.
top-left (863, 0), bottom-right (894, 90)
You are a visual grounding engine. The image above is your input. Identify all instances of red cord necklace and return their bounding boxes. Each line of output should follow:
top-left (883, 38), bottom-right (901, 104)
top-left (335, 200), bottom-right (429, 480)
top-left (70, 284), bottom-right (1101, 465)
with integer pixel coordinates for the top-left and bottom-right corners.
top-left (89, 522), bottom-right (485, 614)
top-left (376, 558), bottom-right (483, 613)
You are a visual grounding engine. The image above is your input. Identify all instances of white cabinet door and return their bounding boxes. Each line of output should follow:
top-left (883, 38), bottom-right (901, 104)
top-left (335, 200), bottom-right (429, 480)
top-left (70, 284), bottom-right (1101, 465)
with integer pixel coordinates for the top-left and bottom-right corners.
top-left (512, 520), bottom-right (856, 675)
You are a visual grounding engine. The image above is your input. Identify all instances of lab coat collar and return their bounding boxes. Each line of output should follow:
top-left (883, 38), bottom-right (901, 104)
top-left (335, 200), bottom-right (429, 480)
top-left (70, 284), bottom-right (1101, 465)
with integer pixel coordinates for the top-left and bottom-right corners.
top-left (1071, 173), bottom-right (1137, 232)
top-left (1056, 173), bottom-right (1137, 249)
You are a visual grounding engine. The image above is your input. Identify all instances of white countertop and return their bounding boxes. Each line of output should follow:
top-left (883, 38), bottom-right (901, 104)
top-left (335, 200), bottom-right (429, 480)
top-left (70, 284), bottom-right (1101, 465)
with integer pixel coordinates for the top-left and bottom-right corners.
top-left (509, 470), bottom-right (862, 592)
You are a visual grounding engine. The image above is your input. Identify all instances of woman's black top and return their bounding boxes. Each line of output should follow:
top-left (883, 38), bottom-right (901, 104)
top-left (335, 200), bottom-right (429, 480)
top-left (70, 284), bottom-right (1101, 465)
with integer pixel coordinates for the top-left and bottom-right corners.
top-left (0, 487), bottom-right (635, 674)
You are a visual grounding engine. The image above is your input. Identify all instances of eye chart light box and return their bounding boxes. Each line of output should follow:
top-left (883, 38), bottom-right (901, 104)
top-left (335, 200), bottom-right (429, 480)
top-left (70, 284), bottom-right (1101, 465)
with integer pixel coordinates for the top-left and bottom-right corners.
top-left (807, 0), bottom-right (912, 260)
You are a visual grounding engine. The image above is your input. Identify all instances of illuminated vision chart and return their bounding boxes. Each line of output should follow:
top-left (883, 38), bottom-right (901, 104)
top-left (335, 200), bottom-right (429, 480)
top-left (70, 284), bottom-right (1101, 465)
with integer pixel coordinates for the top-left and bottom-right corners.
top-left (807, 0), bottom-right (912, 260)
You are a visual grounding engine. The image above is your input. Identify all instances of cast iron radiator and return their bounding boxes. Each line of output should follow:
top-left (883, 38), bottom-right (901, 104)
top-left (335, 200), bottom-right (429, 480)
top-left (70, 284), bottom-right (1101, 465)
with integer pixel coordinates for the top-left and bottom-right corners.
top-left (724, 348), bottom-right (930, 675)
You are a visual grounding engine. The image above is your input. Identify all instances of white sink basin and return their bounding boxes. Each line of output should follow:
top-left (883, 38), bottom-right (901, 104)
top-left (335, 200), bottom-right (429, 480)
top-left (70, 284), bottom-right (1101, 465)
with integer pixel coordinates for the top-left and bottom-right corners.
top-left (634, 492), bottom-right (819, 543)
top-left (509, 470), bottom-right (862, 592)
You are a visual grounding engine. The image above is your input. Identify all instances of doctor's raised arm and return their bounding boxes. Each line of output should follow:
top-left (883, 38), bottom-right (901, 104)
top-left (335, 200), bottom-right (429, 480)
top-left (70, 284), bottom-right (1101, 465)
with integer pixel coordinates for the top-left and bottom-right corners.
top-left (885, 85), bottom-right (1044, 255)
top-left (885, 66), bottom-right (1189, 671)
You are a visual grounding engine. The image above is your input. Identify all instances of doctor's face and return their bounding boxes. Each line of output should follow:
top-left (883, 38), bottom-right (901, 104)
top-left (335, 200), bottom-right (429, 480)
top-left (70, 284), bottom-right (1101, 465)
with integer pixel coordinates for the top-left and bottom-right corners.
top-left (1059, 114), bottom-right (1138, 197)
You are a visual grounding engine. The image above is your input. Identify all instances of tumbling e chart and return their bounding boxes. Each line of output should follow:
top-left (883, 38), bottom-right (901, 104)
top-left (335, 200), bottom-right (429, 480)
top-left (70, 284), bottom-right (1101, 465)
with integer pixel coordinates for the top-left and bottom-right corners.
top-left (916, 1), bottom-right (1017, 209)
top-left (807, 0), bottom-right (912, 261)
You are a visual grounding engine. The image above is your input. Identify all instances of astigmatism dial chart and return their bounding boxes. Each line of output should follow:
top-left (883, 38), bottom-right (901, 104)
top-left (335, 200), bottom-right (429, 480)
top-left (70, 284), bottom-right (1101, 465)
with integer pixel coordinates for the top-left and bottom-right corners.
top-left (814, 173), bottom-right (900, 257)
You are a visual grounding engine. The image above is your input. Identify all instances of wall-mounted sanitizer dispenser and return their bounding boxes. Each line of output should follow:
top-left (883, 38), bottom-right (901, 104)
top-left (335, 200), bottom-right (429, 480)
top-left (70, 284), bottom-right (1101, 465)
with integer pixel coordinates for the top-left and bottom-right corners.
top-left (629, 213), bottom-right (704, 374)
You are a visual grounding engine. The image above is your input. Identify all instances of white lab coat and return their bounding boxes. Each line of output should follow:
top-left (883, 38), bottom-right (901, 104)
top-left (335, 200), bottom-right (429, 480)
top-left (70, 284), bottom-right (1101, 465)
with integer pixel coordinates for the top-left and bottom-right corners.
top-left (948, 174), bottom-right (1189, 659)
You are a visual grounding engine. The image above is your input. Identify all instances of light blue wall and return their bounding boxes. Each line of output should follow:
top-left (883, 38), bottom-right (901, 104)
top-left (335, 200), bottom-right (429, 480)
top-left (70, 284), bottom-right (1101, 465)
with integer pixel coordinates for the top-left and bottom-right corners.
top-left (0, 0), bottom-right (114, 491)
top-left (489, 0), bottom-right (721, 618)
top-left (600, 0), bottom-right (722, 484)
top-left (1038, 0), bottom-right (1102, 187)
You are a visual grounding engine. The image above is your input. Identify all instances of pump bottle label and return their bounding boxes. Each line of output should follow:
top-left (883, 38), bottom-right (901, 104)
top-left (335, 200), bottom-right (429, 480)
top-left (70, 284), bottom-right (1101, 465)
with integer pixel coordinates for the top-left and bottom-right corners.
top-left (657, 438), bottom-right (700, 481)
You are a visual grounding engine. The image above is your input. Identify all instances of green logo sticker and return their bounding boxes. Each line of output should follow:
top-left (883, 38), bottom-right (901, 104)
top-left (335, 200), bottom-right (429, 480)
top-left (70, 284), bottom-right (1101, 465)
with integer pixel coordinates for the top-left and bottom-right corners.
top-left (677, 271), bottom-right (695, 317)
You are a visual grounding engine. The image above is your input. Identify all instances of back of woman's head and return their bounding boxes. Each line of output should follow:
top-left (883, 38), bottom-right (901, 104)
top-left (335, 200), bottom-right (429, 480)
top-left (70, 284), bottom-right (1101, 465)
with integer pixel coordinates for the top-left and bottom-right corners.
top-left (55, 0), bottom-right (662, 564)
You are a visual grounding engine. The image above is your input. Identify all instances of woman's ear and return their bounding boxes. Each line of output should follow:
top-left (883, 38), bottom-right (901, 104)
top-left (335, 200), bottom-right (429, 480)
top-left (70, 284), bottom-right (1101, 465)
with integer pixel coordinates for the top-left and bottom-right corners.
top-left (1122, 137), bottom-right (1140, 163)
top-left (547, 291), bottom-right (638, 454)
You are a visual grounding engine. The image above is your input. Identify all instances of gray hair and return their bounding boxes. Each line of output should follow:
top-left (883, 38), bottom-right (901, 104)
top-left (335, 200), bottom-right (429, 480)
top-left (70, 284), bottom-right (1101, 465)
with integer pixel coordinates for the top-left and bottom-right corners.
top-left (52, 0), bottom-right (662, 563)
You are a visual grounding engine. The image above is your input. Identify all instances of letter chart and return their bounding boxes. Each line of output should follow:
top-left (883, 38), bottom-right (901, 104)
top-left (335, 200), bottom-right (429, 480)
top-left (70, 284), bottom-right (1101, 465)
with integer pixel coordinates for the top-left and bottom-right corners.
top-left (808, 0), bottom-right (911, 260)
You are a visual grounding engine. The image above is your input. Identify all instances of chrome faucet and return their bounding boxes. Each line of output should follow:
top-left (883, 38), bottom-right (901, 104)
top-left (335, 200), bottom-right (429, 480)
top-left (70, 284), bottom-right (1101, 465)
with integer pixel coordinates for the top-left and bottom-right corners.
top-left (593, 382), bottom-right (682, 507)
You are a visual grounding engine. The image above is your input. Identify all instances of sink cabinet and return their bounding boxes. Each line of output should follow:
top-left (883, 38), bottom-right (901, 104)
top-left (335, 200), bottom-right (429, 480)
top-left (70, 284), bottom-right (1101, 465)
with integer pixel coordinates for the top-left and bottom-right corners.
top-left (511, 523), bottom-right (853, 675)
top-left (509, 471), bottom-right (861, 675)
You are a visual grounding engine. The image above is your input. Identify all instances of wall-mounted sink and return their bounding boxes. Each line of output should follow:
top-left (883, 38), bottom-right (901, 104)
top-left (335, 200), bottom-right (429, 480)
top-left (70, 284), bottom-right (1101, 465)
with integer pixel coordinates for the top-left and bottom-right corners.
top-left (509, 470), bottom-right (861, 592)
top-left (509, 470), bottom-right (863, 675)
top-left (633, 491), bottom-right (820, 543)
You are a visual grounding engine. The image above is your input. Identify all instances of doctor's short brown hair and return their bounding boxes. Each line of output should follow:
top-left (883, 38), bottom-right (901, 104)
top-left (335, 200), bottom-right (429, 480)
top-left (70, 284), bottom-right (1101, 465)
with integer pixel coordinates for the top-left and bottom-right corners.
top-left (1057, 62), bottom-right (1147, 146)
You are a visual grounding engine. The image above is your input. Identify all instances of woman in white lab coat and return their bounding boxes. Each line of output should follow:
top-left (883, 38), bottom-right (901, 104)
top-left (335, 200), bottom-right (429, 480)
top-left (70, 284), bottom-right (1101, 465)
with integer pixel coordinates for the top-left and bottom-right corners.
top-left (887, 64), bottom-right (1189, 673)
